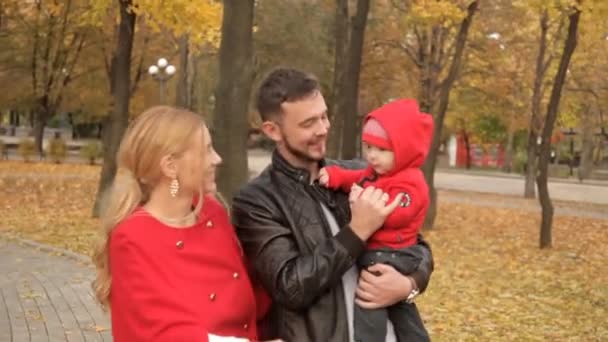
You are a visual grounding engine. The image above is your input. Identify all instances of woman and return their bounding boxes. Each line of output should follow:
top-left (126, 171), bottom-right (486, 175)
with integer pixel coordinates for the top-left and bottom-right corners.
top-left (92, 106), bottom-right (272, 341)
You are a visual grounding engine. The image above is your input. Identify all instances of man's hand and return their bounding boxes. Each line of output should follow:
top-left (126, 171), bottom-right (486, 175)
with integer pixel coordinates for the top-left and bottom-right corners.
top-left (318, 167), bottom-right (329, 186)
top-left (349, 186), bottom-right (402, 241)
top-left (355, 263), bottom-right (414, 309)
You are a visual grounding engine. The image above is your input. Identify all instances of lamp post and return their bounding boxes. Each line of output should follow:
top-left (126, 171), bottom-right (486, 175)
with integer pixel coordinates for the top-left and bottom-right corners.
top-left (148, 58), bottom-right (176, 104)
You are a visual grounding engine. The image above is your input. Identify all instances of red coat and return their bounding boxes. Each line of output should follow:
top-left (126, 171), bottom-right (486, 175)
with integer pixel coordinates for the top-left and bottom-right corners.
top-left (324, 99), bottom-right (433, 249)
top-left (110, 196), bottom-right (269, 341)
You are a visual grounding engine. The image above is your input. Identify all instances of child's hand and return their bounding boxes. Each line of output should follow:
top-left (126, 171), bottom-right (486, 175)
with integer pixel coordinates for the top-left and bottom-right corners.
top-left (349, 184), bottom-right (364, 203)
top-left (319, 167), bottom-right (330, 186)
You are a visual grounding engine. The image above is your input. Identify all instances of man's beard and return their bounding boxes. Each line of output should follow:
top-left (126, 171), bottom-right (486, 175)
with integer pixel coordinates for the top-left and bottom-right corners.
top-left (282, 133), bottom-right (324, 164)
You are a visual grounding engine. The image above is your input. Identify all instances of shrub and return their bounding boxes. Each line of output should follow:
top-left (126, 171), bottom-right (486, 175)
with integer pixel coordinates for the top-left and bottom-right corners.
top-left (0, 140), bottom-right (6, 159)
top-left (513, 150), bottom-right (528, 174)
top-left (80, 140), bottom-right (102, 165)
top-left (47, 137), bottom-right (68, 164)
top-left (18, 139), bottom-right (36, 162)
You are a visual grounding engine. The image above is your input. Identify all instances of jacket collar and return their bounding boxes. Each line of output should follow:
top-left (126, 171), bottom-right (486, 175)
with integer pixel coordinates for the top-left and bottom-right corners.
top-left (271, 149), bottom-right (326, 184)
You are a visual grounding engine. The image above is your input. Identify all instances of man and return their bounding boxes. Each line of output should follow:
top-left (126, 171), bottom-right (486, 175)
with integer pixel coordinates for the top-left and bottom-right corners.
top-left (232, 67), bottom-right (433, 341)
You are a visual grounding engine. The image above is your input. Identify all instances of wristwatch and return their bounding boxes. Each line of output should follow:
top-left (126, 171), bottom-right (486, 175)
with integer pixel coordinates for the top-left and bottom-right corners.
top-left (405, 277), bottom-right (420, 304)
top-left (405, 287), bottom-right (420, 304)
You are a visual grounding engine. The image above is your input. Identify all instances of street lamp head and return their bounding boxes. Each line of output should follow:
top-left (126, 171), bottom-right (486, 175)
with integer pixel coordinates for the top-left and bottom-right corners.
top-left (157, 58), bottom-right (168, 68)
top-left (165, 65), bottom-right (176, 76)
top-left (148, 65), bottom-right (159, 75)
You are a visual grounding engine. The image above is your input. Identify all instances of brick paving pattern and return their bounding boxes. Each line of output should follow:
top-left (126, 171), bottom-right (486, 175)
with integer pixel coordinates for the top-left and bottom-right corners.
top-left (0, 239), bottom-right (111, 342)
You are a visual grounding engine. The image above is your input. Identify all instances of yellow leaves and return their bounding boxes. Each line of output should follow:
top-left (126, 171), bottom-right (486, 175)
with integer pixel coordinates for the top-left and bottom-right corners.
top-left (132, 0), bottom-right (222, 47)
top-left (94, 325), bottom-right (110, 332)
top-left (418, 191), bottom-right (608, 340)
top-left (409, 0), bottom-right (469, 28)
top-left (2, 163), bottom-right (607, 340)
top-left (80, 0), bottom-right (115, 28)
top-left (0, 162), bottom-right (101, 256)
top-left (78, 0), bottom-right (222, 47)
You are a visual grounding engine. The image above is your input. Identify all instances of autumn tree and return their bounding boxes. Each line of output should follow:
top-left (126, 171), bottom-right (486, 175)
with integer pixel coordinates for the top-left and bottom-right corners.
top-left (537, 3), bottom-right (580, 248)
top-left (459, 0), bottom-right (534, 173)
top-left (90, 0), bottom-right (221, 215)
top-left (328, 0), bottom-right (371, 159)
top-left (0, 0), bottom-right (90, 154)
top-left (253, 0), bottom-right (334, 107)
top-left (565, 4), bottom-right (608, 180)
top-left (521, 4), bottom-right (567, 198)
top-left (373, 0), bottom-right (479, 228)
top-left (164, 3), bottom-right (220, 109)
top-left (212, 0), bottom-right (255, 204)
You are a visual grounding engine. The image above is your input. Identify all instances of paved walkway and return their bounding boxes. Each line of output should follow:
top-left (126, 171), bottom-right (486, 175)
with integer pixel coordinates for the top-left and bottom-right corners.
top-left (433, 172), bottom-right (608, 205)
top-left (0, 239), bottom-right (111, 342)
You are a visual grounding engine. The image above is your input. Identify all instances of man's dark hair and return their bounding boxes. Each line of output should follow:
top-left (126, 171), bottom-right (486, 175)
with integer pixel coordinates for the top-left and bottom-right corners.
top-left (256, 67), bottom-right (320, 121)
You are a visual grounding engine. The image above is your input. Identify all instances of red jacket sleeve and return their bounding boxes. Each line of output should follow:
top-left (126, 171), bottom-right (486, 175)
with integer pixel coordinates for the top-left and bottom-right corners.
top-left (110, 230), bottom-right (209, 342)
top-left (324, 166), bottom-right (368, 192)
top-left (382, 184), bottom-right (427, 231)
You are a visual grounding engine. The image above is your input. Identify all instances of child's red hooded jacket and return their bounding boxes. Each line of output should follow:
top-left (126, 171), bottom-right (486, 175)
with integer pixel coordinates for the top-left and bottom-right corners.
top-left (324, 99), bottom-right (434, 249)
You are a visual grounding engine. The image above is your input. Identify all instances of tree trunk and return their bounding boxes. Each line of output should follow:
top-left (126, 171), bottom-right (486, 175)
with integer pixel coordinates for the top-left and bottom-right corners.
top-left (578, 107), bottom-right (594, 181)
top-left (418, 29), bottom-right (433, 114)
top-left (92, 0), bottom-right (136, 217)
top-left (525, 10), bottom-right (549, 198)
top-left (176, 34), bottom-right (191, 109)
top-left (32, 121), bottom-right (45, 157)
top-left (538, 7), bottom-right (580, 249)
top-left (212, 0), bottom-right (254, 205)
top-left (339, 0), bottom-right (370, 160)
top-left (422, 0), bottom-right (478, 229)
top-left (33, 100), bottom-right (49, 157)
top-left (503, 122), bottom-right (515, 173)
top-left (327, 0), bottom-right (349, 159)
top-left (463, 130), bottom-right (471, 169)
top-left (188, 49), bottom-right (198, 111)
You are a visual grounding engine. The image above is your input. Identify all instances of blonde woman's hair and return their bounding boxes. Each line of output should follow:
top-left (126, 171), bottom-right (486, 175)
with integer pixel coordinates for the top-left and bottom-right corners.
top-left (92, 106), bottom-right (206, 309)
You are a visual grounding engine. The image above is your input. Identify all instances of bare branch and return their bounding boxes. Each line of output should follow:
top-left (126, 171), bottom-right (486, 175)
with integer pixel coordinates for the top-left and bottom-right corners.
top-left (31, 2), bottom-right (42, 97)
top-left (372, 39), bottom-right (422, 68)
top-left (55, 33), bottom-right (85, 109)
top-left (130, 33), bottom-right (150, 96)
top-left (389, 0), bottom-right (411, 12)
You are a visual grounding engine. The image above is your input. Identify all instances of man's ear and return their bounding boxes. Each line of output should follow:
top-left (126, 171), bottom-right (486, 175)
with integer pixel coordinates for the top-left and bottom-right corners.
top-left (261, 120), bottom-right (283, 143)
top-left (159, 154), bottom-right (178, 179)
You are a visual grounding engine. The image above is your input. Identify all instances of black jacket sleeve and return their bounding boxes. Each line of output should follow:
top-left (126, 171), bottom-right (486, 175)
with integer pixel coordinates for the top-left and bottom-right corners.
top-left (409, 234), bottom-right (434, 293)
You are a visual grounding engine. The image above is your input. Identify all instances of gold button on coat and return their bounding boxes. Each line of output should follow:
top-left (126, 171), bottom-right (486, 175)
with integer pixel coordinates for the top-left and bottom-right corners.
top-left (176, 241), bottom-right (184, 249)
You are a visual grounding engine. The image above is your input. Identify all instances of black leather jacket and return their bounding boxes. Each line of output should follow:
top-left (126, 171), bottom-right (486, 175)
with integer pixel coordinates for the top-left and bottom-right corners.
top-left (232, 150), bottom-right (434, 342)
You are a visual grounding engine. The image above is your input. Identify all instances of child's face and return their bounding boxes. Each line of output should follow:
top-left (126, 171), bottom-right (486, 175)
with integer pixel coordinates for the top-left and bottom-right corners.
top-left (363, 143), bottom-right (395, 175)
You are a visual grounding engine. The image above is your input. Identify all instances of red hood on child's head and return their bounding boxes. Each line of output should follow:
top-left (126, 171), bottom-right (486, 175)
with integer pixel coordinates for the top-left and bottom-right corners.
top-left (364, 99), bottom-right (434, 173)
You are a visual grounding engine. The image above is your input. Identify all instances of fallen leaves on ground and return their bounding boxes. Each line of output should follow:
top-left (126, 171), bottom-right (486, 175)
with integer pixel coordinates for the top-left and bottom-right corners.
top-left (0, 162), bottom-right (101, 256)
top-left (1, 162), bottom-right (606, 340)
top-left (420, 201), bottom-right (608, 341)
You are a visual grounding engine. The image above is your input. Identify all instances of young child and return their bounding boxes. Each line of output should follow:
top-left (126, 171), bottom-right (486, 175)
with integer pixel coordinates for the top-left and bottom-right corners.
top-left (319, 98), bottom-right (433, 342)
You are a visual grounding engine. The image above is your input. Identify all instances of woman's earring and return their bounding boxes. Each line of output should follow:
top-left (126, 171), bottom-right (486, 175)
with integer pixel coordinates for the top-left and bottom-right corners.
top-left (169, 178), bottom-right (179, 197)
